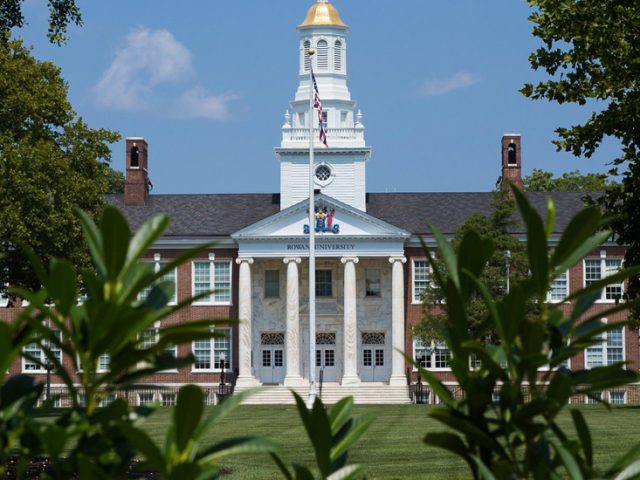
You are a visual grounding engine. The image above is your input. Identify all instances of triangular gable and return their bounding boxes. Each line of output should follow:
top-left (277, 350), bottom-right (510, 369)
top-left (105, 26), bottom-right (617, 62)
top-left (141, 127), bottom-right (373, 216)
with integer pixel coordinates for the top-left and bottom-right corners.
top-left (232, 194), bottom-right (409, 240)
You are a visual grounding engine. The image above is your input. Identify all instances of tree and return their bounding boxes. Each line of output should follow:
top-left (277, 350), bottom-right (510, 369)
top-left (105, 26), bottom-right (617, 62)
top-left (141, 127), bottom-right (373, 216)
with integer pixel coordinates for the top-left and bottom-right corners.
top-left (414, 189), bottom-right (532, 344)
top-left (0, 0), bottom-right (81, 45)
top-left (523, 0), bottom-right (640, 325)
top-left (523, 168), bottom-right (611, 192)
top-left (0, 37), bottom-right (119, 299)
top-left (106, 168), bottom-right (125, 194)
top-left (419, 188), bottom-right (640, 478)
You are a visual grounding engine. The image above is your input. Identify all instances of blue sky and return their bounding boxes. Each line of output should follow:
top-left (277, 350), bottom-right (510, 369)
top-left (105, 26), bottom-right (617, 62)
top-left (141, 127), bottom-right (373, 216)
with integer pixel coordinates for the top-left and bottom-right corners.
top-left (16, 1), bottom-right (616, 194)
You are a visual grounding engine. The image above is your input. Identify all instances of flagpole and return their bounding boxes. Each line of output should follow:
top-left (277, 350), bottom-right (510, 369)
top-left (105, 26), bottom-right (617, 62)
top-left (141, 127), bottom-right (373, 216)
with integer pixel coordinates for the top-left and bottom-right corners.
top-left (306, 48), bottom-right (317, 409)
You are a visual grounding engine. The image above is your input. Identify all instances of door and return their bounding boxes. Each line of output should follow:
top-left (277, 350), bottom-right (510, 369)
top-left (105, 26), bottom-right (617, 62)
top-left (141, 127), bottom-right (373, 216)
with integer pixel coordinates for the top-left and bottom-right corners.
top-left (361, 332), bottom-right (388, 382)
top-left (316, 333), bottom-right (337, 382)
top-left (260, 333), bottom-right (285, 384)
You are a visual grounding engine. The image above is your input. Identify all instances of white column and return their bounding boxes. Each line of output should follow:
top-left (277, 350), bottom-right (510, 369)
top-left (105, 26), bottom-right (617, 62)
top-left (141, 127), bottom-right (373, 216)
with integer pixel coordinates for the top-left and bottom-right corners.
top-left (341, 256), bottom-right (360, 385)
top-left (389, 256), bottom-right (407, 386)
top-left (283, 257), bottom-right (304, 386)
top-left (235, 257), bottom-right (259, 387)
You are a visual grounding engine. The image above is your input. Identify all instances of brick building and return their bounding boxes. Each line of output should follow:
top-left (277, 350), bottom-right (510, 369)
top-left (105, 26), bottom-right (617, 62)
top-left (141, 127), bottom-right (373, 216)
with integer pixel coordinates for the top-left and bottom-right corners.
top-left (1, 0), bottom-right (637, 405)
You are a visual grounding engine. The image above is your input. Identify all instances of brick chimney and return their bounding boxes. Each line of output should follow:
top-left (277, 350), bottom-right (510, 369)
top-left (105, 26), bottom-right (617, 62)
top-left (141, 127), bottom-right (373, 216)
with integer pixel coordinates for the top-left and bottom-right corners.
top-left (124, 137), bottom-right (150, 205)
top-left (501, 133), bottom-right (523, 190)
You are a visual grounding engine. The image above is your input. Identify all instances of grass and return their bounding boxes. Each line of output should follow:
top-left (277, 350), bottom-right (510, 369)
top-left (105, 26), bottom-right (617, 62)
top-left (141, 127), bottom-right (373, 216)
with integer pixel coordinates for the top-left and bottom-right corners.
top-left (140, 403), bottom-right (640, 479)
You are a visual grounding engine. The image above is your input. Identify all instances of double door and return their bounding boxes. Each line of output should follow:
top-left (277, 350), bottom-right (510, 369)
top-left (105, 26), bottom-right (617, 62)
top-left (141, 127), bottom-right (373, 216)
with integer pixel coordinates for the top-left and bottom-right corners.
top-left (361, 332), bottom-right (388, 382)
top-left (260, 333), bottom-right (285, 384)
top-left (316, 333), bottom-right (337, 382)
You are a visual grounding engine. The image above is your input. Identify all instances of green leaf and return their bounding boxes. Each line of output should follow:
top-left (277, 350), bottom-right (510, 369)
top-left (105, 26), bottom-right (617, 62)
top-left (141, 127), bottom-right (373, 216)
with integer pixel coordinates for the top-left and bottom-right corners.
top-left (100, 206), bottom-right (131, 281)
top-left (269, 453), bottom-right (293, 480)
top-left (329, 396), bottom-right (353, 432)
top-left (77, 209), bottom-right (106, 278)
top-left (119, 423), bottom-right (166, 472)
top-left (124, 213), bottom-right (170, 275)
top-left (46, 259), bottom-right (77, 315)
top-left (554, 231), bottom-right (611, 279)
top-left (428, 223), bottom-right (460, 289)
top-left (174, 384), bottom-right (204, 452)
top-left (551, 206), bottom-right (602, 268)
top-left (512, 186), bottom-right (548, 295)
top-left (331, 414), bottom-right (374, 462)
top-left (551, 439), bottom-right (583, 480)
top-left (570, 409), bottom-right (592, 467)
top-left (292, 392), bottom-right (332, 477)
top-left (424, 432), bottom-right (474, 469)
top-left (614, 460), bottom-right (640, 480)
top-left (326, 465), bottom-right (364, 480)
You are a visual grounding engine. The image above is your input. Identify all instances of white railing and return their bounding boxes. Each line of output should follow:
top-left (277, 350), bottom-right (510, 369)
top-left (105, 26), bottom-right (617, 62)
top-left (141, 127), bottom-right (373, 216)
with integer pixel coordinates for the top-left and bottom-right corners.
top-left (282, 127), bottom-right (364, 144)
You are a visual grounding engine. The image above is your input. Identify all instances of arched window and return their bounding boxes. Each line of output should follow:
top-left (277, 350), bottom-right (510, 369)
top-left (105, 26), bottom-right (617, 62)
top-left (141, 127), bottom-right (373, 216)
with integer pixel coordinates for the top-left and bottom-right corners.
top-left (130, 146), bottom-right (139, 168)
top-left (334, 40), bottom-right (342, 71)
top-left (303, 40), bottom-right (311, 71)
top-left (507, 142), bottom-right (517, 165)
top-left (317, 40), bottom-right (328, 70)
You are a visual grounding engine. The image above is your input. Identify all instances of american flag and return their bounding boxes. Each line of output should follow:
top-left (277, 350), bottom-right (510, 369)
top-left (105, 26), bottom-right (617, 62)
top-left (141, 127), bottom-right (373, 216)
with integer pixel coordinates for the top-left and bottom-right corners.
top-left (311, 70), bottom-right (328, 147)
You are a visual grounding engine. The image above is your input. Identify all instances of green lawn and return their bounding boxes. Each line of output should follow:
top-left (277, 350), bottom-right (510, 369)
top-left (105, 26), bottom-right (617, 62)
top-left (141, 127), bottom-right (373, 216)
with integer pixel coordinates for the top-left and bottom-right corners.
top-left (141, 404), bottom-right (640, 479)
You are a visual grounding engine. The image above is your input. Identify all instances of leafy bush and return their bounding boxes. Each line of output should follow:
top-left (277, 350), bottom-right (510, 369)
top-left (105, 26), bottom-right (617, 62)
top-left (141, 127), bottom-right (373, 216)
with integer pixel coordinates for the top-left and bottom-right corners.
top-left (418, 187), bottom-right (640, 479)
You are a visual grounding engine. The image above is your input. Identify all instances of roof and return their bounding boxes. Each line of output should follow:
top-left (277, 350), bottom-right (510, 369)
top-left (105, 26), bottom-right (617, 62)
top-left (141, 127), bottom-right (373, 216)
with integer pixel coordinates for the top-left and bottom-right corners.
top-left (106, 191), bottom-right (596, 238)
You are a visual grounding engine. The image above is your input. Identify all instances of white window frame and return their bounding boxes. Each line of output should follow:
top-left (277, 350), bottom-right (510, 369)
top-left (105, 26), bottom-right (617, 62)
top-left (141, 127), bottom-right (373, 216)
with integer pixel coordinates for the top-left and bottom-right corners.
top-left (139, 254), bottom-right (177, 305)
top-left (585, 318), bottom-right (625, 369)
top-left (192, 328), bottom-right (232, 372)
top-left (140, 321), bottom-right (178, 372)
top-left (22, 329), bottom-right (62, 373)
top-left (547, 270), bottom-right (569, 303)
top-left (412, 337), bottom-right (451, 372)
top-left (0, 284), bottom-right (8, 307)
top-left (138, 392), bottom-right (156, 406)
top-left (412, 259), bottom-right (431, 304)
top-left (315, 268), bottom-right (333, 298)
top-left (264, 269), bottom-right (280, 299)
top-left (608, 390), bottom-right (626, 405)
top-left (583, 252), bottom-right (624, 303)
top-left (365, 268), bottom-right (381, 298)
top-left (192, 254), bottom-right (233, 306)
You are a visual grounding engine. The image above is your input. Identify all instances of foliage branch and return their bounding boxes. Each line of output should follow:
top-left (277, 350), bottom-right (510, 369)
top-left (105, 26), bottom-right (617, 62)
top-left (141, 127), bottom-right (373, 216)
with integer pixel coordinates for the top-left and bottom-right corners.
top-left (417, 186), bottom-right (640, 479)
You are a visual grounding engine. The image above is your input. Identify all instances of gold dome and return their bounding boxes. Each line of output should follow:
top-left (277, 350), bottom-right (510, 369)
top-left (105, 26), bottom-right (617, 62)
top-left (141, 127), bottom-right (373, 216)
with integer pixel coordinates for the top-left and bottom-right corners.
top-left (298, 1), bottom-right (348, 29)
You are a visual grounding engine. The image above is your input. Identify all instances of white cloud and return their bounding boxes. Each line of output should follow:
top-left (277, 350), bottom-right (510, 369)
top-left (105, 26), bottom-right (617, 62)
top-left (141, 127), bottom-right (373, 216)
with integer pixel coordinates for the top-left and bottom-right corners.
top-left (94, 27), bottom-right (194, 110)
top-left (418, 71), bottom-right (481, 97)
top-left (176, 87), bottom-right (238, 121)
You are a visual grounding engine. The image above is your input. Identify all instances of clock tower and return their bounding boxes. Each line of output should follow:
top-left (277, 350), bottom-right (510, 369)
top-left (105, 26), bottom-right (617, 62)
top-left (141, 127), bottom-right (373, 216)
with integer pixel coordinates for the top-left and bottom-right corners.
top-left (276, 0), bottom-right (371, 211)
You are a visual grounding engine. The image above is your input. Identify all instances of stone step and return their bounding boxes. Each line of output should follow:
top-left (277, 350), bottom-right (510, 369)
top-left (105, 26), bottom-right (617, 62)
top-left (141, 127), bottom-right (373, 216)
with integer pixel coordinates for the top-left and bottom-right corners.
top-left (236, 383), bottom-right (412, 405)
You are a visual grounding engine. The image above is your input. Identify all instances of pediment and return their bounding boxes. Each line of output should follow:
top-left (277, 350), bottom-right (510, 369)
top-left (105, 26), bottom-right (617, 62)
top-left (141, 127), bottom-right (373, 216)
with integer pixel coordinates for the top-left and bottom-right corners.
top-left (232, 194), bottom-right (409, 240)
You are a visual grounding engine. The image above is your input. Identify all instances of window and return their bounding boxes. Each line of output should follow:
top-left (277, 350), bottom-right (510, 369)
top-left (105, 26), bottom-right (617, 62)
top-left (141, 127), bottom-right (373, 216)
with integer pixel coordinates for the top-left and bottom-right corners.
top-left (365, 269), bottom-right (381, 297)
top-left (609, 391), bottom-right (626, 405)
top-left (334, 40), bottom-right (342, 70)
top-left (584, 256), bottom-right (623, 301)
top-left (139, 256), bottom-right (177, 304)
top-left (507, 142), bottom-right (517, 165)
top-left (315, 164), bottom-right (331, 182)
top-left (303, 40), bottom-right (311, 71)
top-left (99, 394), bottom-right (115, 407)
top-left (140, 323), bottom-right (177, 363)
top-left (138, 393), bottom-right (155, 406)
top-left (130, 146), bottom-right (139, 167)
top-left (161, 393), bottom-right (176, 406)
top-left (23, 330), bottom-right (62, 372)
top-left (585, 320), bottom-right (624, 369)
top-left (316, 269), bottom-right (332, 297)
top-left (586, 391), bottom-right (602, 405)
top-left (192, 328), bottom-right (232, 371)
top-left (547, 270), bottom-right (568, 302)
top-left (0, 286), bottom-right (7, 307)
top-left (264, 270), bottom-right (280, 298)
top-left (298, 112), bottom-right (305, 128)
top-left (412, 260), bottom-right (431, 303)
top-left (98, 353), bottom-right (110, 372)
top-left (317, 39), bottom-right (328, 69)
top-left (413, 337), bottom-right (450, 370)
top-left (192, 258), bottom-right (232, 304)
top-left (321, 110), bottom-right (328, 127)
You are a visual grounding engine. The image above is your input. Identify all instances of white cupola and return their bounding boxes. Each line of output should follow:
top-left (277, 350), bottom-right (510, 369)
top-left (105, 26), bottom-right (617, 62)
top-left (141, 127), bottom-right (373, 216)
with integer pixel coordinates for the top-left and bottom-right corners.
top-left (276, 0), bottom-right (371, 212)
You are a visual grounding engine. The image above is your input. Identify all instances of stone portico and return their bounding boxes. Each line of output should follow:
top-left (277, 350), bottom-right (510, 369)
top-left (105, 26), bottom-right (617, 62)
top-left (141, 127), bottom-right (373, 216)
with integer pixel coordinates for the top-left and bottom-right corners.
top-left (232, 195), bottom-right (409, 389)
